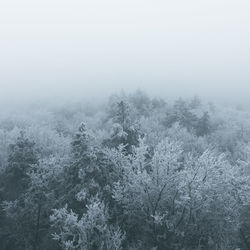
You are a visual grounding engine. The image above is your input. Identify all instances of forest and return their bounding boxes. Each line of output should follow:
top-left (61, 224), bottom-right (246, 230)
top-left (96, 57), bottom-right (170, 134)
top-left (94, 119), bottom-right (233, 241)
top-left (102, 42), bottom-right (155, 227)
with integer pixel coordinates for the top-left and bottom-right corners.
top-left (0, 91), bottom-right (250, 250)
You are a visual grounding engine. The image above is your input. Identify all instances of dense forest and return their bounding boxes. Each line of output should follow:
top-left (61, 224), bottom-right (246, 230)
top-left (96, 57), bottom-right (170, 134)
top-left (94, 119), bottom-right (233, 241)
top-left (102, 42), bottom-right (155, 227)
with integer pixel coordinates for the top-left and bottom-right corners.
top-left (0, 91), bottom-right (250, 250)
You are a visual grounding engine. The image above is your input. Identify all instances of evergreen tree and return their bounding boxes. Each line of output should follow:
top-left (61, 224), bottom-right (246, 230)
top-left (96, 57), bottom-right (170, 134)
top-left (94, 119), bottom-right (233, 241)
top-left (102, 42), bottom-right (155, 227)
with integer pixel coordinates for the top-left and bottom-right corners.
top-left (62, 123), bottom-right (94, 211)
top-left (0, 132), bottom-right (39, 250)
top-left (196, 112), bottom-right (211, 136)
top-left (165, 98), bottom-right (198, 132)
top-left (1, 132), bottom-right (38, 201)
top-left (189, 96), bottom-right (201, 109)
top-left (104, 100), bottom-right (139, 154)
top-left (63, 123), bottom-right (120, 213)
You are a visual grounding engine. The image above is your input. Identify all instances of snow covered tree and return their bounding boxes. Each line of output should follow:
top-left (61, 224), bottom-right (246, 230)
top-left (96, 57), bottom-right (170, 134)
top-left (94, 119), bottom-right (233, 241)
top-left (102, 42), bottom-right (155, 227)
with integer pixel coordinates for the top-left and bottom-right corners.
top-left (164, 98), bottom-right (198, 132)
top-left (0, 132), bottom-right (39, 249)
top-left (112, 138), bottom-right (184, 248)
top-left (62, 122), bottom-right (123, 214)
top-left (1, 132), bottom-right (38, 201)
top-left (104, 100), bottom-right (140, 154)
top-left (196, 111), bottom-right (211, 136)
top-left (189, 96), bottom-right (201, 109)
top-left (50, 197), bottom-right (125, 250)
top-left (112, 137), bottom-right (250, 249)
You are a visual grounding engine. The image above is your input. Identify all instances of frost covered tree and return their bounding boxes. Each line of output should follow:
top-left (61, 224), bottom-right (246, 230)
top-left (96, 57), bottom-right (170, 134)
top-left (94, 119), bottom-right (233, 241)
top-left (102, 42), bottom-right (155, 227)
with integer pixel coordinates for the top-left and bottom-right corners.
top-left (164, 98), bottom-right (198, 132)
top-left (111, 138), bottom-right (184, 248)
top-left (0, 133), bottom-right (39, 249)
top-left (196, 111), bottom-right (211, 136)
top-left (1, 132), bottom-right (38, 201)
top-left (50, 197), bottom-right (125, 250)
top-left (61, 122), bottom-right (123, 215)
top-left (112, 137), bottom-right (250, 249)
top-left (104, 100), bottom-right (140, 154)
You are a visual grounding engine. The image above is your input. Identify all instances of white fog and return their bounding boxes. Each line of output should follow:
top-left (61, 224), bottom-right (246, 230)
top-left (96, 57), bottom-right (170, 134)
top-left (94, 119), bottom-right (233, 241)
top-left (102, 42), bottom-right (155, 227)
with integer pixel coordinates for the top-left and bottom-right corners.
top-left (0, 0), bottom-right (249, 105)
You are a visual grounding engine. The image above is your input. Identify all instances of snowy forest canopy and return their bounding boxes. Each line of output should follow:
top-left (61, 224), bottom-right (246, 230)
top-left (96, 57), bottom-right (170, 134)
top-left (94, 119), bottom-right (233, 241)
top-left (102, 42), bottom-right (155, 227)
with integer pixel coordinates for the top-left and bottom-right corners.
top-left (0, 90), bottom-right (250, 250)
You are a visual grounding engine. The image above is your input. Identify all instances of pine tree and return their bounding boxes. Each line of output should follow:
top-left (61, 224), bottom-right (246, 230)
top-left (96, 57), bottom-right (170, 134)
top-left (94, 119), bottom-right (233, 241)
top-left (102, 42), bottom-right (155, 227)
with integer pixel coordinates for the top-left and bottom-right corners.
top-left (104, 100), bottom-right (139, 154)
top-left (2, 132), bottom-right (38, 201)
top-left (196, 112), bottom-right (211, 136)
top-left (165, 99), bottom-right (198, 132)
top-left (0, 132), bottom-right (39, 250)
top-left (62, 123), bottom-right (94, 211)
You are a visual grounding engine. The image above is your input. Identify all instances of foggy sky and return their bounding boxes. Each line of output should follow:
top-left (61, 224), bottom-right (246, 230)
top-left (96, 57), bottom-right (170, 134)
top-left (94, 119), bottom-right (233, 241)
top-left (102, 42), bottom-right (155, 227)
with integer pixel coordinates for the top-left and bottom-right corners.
top-left (0, 0), bottom-right (249, 104)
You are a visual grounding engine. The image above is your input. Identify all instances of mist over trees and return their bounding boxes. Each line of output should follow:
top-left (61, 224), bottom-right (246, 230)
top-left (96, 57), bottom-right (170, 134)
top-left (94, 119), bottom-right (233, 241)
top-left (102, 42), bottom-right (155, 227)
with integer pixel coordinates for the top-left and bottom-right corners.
top-left (1, 90), bottom-right (250, 250)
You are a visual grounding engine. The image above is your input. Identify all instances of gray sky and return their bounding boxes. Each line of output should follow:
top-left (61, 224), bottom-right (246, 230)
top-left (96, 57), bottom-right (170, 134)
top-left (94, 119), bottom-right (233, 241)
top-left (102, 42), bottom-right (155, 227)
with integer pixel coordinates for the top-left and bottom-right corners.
top-left (0, 0), bottom-right (249, 104)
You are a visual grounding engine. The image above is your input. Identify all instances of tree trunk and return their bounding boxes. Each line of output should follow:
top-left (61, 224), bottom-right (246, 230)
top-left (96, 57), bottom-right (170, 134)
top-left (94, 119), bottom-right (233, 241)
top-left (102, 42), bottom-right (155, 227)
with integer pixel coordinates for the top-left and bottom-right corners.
top-left (34, 203), bottom-right (41, 250)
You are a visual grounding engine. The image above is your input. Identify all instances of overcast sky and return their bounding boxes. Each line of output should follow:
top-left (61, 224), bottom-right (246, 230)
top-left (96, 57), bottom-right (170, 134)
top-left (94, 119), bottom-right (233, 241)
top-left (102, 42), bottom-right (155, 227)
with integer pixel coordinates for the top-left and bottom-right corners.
top-left (0, 0), bottom-right (249, 104)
